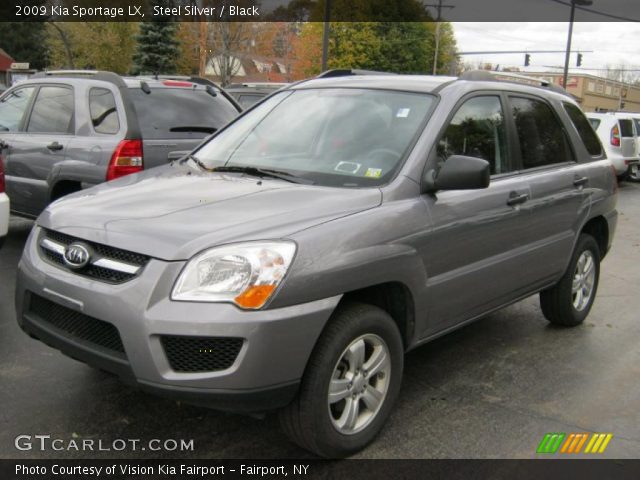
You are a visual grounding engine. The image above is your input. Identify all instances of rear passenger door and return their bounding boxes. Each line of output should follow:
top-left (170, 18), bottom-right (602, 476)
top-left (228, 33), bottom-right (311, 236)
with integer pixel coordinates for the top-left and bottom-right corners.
top-left (507, 95), bottom-right (590, 283)
top-left (9, 85), bottom-right (74, 216)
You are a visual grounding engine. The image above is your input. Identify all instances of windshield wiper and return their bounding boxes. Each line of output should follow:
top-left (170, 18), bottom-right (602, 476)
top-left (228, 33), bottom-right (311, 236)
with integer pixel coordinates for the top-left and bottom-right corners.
top-left (211, 165), bottom-right (314, 185)
top-left (169, 126), bottom-right (217, 134)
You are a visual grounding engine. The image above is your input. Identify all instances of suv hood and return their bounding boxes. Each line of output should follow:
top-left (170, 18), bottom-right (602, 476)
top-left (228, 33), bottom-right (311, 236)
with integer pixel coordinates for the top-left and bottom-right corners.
top-left (39, 164), bottom-right (382, 261)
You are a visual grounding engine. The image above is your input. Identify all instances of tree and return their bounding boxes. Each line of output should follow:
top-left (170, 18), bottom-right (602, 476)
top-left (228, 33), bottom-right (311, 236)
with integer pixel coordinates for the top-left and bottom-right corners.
top-left (291, 21), bottom-right (457, 78)
top-left (47, 23), bottom-right (138, 73)
top-left (0, 23), bottom-right (48, 69)
top-left (132, 3), bottom-right (180, 75)
top-left (205, 22), bottom-right (251, 86)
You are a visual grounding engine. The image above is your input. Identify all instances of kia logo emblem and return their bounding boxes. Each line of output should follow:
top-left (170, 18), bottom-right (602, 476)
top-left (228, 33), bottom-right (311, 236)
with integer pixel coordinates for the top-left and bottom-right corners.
top-left (63, 243), bottom-right (91, 269)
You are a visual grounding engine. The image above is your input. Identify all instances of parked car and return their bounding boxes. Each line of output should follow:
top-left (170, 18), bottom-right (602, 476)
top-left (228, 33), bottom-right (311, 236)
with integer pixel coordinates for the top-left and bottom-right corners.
top-left (16, 70), bottom-right (617, 457)
top-left (626, 112), bottom-right (640, 182)
top-left (225, 82), bottom-right (288, 108)
top-left (0, 151), bottom-right (8, 249)
top-left (586, 112), bottom-right (639, 182)
top-left (0, 71), bottom-right (241, 218)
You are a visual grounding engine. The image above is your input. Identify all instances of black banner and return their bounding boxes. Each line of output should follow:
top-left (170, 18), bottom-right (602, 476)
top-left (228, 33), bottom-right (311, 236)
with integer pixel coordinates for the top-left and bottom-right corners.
top-left (2, 460), bottom-right (640, 480)
top-left (1, 0), bottom-right (638, 22)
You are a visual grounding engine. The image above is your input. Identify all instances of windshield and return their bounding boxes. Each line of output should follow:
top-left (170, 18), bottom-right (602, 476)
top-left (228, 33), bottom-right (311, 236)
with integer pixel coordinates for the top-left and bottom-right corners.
top-left (194, 88), bottom-right (435, 187)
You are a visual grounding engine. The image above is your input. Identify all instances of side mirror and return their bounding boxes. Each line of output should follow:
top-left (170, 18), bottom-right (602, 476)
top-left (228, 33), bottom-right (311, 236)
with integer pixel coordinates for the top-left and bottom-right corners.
top-left (422, 155), bottom-right (490, 193)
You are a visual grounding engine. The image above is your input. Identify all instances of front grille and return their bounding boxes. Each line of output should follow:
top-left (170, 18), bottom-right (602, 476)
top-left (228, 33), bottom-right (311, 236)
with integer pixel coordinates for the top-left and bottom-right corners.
top-left (161, 336), bottom-right (243, 373)
top-left (39, 229), bottom-right (150, 284)
top-left (29, 294), bottom-right (126, 358)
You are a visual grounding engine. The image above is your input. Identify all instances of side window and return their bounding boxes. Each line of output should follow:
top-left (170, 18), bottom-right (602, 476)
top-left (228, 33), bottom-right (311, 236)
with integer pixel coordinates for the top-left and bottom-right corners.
top-left (89, 88), bottom-right (120, 134)
top-left (437, 96), bottom-right (510, 175)
top-left (0, 87), bottom-right (36, 132)
top-left (27, 86), bottom-right (74, 134)
top-left (563, 102), bottom-right (602, 156)
top-left (618, 119), bottom-right (634, 138)
top-left (510, 96), bottom-right (574, 169)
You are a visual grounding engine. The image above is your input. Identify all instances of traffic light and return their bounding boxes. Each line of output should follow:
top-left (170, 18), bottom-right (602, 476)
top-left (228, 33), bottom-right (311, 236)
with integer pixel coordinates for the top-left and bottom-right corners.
top-left (577, 53), bottom-right (583, 67)
top-left (524, 54), bottom-right (531, 66)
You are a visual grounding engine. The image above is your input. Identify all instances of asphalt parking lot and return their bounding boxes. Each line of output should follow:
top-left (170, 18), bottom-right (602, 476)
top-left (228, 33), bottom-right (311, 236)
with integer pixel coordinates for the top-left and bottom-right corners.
top-left (1, 182), bottom-right (639, 460)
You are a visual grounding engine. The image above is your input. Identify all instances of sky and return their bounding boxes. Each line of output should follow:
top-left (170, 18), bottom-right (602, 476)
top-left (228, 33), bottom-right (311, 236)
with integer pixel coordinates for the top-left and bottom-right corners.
top-left (452, 22), bottom-right (640, 78)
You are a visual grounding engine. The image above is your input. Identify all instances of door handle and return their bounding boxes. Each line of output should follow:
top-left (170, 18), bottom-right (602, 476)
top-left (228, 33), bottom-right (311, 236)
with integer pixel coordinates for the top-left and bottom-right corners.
top-left (47, 141), bottom-right (64, 151)
top-left (507, 191), bottom-right (529, 206)
top-left (573, 176), bottom-right (589, 187)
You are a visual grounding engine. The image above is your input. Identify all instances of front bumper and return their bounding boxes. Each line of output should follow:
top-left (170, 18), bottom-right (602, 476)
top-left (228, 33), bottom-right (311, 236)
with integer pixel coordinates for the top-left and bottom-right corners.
top-left (16, 227), bottom-right (341, 412)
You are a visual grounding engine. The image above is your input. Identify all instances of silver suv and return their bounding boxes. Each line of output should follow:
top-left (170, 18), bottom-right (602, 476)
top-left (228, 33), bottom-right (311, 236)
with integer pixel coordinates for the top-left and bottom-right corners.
top-left (0, 71), bottom-right (240, 218)
top-left (16, 70), bottom-right (617, 457)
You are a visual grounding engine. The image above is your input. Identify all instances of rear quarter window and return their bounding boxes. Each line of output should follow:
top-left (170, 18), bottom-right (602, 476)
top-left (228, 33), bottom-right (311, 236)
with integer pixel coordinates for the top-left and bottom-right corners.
top-left (563, 103), bottom-right (602, 156)
top-left (619, 119), bottom-right (634, 137)
top-left (588, 118), bottom-right (601, 130)
top-left (129, 88), bottom-right (239, 140)
top-left (89, 88), bottom-right (120, 134)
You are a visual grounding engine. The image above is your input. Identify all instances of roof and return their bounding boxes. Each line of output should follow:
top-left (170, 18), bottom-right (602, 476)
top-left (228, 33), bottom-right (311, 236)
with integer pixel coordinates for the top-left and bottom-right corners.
top-left (293, 74), bottom-right (457, 93)
top-left (0, 48), bottom-right (15, 71)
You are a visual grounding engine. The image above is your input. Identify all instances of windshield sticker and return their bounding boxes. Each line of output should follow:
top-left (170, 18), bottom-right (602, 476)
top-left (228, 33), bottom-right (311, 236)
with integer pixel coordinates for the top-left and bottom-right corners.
top-left (365, 168), bottom-right (383, 178)
top-left (396, 108), bottom-right (410, 118)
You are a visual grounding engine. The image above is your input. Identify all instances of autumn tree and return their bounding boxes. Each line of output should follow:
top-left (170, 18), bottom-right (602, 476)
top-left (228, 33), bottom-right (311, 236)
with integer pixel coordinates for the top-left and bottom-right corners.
top-left (291, 21), bottom-right (457, 78)
top-left (47, 23), bottom-right (138, 73)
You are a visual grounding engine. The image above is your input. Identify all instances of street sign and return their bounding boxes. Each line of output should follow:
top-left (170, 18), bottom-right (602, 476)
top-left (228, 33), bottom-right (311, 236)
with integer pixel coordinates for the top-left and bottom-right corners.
top-left (10, 63), bottom-right (30, 70)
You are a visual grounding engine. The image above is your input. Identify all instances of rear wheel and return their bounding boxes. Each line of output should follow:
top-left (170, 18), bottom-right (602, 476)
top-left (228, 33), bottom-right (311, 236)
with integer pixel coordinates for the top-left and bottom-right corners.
top-left (627, 164), bottom-right (640, 183)
top-left (279, 302), bottom-right (403, 458)
top-left (540, 234), bottom-right (600, 327)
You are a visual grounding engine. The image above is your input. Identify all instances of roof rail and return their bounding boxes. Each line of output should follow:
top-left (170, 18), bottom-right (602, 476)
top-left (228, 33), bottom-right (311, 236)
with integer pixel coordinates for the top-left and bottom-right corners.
top-left (137, 74), bottom-right (221, 89)
top-left (33, 70), bottom-right (126, 88)
top-left (317, 69), bottom-right (394, 79)
top-left (459, 70), bottom-right (568, 96)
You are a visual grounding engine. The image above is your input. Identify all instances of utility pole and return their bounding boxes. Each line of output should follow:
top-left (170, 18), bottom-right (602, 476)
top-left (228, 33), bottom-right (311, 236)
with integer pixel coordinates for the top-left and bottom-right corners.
top-left (321, 0), bottom-right (332, 72)
top-left (425, 0), bottom-right (454, 75)
top-left (562, 0), bottom-right (593, 88)
top-left (199, 21), bottom-right (208, 77)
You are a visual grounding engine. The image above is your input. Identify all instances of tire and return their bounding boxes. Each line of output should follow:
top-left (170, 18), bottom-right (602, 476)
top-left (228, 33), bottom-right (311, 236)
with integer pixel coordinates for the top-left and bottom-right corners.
top-left (279, 302), bottom-right (404, 458)
top-left (540, 234), bottom-right (600, 327)
top-left (627, 164), bottom-right (640, 183)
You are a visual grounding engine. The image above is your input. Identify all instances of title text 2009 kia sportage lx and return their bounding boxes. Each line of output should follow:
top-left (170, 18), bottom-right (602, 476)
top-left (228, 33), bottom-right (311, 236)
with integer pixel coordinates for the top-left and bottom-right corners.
top-left (16, 70), bottom-right (617, 457)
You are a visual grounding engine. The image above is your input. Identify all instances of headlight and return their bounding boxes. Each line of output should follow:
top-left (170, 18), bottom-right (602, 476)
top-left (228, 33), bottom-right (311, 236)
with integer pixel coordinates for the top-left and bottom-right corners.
top-left (172, 242), bottom-right (296, 309)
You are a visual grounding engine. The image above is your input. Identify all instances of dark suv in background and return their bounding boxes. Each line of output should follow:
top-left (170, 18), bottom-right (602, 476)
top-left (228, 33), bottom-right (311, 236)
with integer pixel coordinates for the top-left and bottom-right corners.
top-left (0, 71), bottom-right (241, 217)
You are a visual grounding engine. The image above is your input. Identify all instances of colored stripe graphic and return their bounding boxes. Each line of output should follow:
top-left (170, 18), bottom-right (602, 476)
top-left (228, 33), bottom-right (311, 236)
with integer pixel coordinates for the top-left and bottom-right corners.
top-left (584, 433), bottom-right (613, 453)
top-left (537, 433), bottom-right (566, 453)
top-left (560, 433), bottom-right (589, 453)
top-left (539, 433), bottom-right (614, 454)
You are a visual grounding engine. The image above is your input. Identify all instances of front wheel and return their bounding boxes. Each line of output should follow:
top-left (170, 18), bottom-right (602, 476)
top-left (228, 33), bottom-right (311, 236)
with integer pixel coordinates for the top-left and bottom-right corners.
top-left (540, 234), bottom-right (600, 327)
top-left (279, 302), bottom-right (404, 457)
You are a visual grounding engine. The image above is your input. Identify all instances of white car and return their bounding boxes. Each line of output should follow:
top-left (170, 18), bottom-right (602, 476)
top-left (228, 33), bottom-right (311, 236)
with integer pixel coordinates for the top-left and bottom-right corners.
top-left (627, 113), bottom-right (640, 182)
top-left (0, 154), bottom-right (8, 249)
top-left (587, 112), bottom-right (639, 182)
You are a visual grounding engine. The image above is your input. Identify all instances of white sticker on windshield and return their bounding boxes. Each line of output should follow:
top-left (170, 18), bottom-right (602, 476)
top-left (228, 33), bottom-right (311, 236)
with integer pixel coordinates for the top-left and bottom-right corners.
top-left (396, 108), bottom-right (410, 118)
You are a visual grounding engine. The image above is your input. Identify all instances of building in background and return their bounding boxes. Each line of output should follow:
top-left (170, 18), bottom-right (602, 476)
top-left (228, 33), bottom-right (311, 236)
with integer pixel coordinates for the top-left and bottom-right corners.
top-left (522, 71), bottom-right (640, 113)
top-left (0, 48), bottom-right (15, 90)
